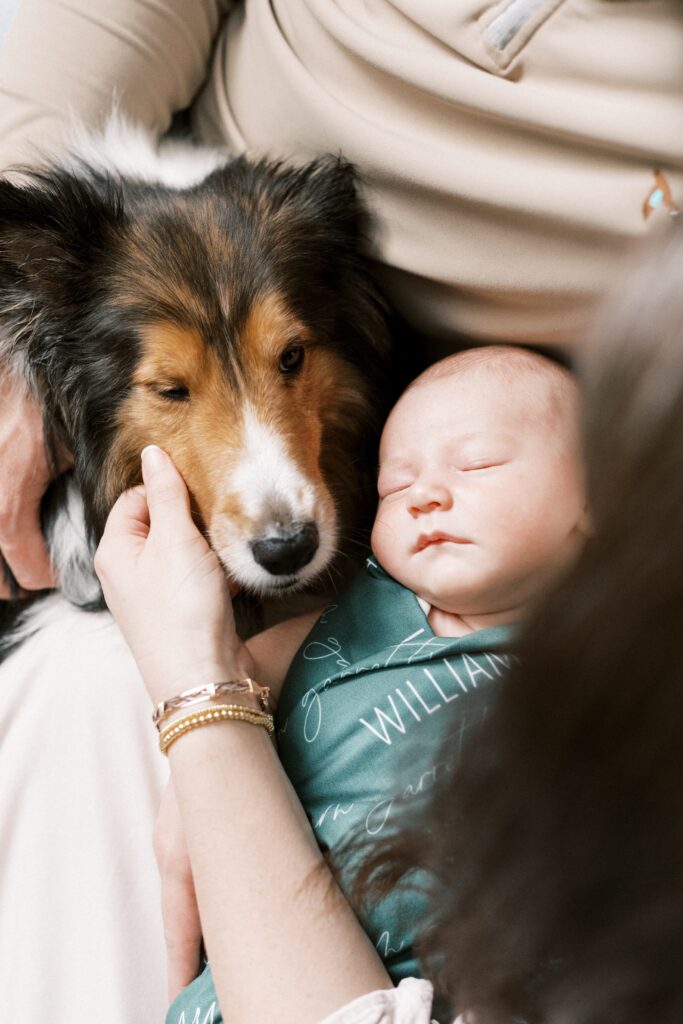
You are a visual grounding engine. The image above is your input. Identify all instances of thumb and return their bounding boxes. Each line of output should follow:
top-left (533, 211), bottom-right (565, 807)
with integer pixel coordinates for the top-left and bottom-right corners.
top-left (141, 446), bottom-right (196, 540)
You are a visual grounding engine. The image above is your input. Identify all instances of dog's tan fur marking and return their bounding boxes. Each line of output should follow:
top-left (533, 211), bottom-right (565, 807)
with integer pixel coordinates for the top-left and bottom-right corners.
top-left (103, 293), bottom-right (355, 576)
top-left (106, 321), bottom-right (252, 534)
top-left (239, 292), bottom-right (325, 484)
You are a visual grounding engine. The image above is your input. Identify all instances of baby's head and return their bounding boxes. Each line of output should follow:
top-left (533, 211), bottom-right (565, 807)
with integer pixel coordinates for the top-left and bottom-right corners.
top-left (371, 346), bottom-right (588, 628)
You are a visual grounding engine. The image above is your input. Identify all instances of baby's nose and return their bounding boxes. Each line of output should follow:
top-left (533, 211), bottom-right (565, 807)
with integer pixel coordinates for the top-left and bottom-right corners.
top-left (407, 481), bottom-right (453, 517)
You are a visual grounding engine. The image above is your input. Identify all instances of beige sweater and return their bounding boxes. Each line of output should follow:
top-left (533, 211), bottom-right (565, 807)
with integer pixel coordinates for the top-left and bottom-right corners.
top-left (1, 0), bottom-right (681, 350)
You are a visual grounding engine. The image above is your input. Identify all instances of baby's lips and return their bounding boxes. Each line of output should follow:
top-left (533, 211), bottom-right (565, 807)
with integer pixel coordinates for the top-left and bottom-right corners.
top-left (415, 531), bottom-right (471, 552)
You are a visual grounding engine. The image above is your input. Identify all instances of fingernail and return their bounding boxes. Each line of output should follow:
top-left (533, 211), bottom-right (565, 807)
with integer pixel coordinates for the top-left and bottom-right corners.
top-left (141, 445), bottom-right (166, 473)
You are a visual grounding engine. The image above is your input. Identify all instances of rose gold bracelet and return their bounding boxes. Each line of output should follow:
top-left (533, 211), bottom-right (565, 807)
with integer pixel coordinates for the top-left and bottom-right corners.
top-left (159, 703), bottom-right (275, 755)
top-left (152, 678), bottom-right (271, 731)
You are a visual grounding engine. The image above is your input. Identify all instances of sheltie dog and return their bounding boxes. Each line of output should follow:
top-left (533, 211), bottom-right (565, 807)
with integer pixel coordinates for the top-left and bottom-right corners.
top-left (0, 121), bottom-right (391, 655)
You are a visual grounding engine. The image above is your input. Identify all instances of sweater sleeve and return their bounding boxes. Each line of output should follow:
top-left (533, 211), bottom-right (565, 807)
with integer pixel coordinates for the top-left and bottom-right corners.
top-left (0, 0), bottom-right (234, 169)
top-left (318, 979), bottom-right (439, 1024)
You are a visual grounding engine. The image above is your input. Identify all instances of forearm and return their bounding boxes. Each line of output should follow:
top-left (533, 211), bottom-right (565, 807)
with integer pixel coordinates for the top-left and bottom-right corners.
top-left (246, 609), bottom-right (321, 706)
top-left (0, 0), bottom-right (233, 169)
top-left (168, 713), bottom-right (391, 1024)
top-left (96, 451), bottom-right (389, 1020)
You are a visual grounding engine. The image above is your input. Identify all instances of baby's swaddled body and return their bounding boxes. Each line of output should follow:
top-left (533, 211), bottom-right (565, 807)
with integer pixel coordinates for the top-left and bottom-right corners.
top-left (168, 559), bottom-right (513, 1023)
top-left (277, 557), bottom-right (513, 982)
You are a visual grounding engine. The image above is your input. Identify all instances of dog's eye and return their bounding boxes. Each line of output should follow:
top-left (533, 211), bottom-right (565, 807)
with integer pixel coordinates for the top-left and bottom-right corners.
top-left (158, 385), bottom-right (190, 402)
top-left (279, 345), bottom-right (305, 375)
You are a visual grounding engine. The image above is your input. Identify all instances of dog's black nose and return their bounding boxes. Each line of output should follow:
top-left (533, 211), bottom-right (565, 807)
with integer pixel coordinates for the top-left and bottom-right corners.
top-left (251, 522), bottom-right (319, 577)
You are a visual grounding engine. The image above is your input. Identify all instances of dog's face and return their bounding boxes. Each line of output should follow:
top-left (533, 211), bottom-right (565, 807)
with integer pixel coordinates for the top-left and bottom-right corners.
top-left (0, 157), bottom-right (389, 594)
top-left (110, 294), bottom-right (363, 593)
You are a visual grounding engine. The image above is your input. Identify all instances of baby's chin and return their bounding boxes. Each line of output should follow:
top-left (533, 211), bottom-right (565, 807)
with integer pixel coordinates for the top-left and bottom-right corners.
top-left (402, 566), bottom-right (484, 613)
top-left (413, 581), bottom-right (505, 619)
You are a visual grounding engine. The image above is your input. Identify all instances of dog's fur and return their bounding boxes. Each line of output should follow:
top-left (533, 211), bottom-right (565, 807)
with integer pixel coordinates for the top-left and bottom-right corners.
top-left (0, 121), bottom-right (392, 655)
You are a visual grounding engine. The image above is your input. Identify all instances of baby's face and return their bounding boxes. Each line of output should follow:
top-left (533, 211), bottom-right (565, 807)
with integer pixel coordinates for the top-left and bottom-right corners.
top-left (371, 371), bottom-right (587, 622)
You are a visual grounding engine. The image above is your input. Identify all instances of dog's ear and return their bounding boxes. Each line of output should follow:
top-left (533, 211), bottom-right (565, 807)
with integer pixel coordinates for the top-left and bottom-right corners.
top-left (295, 156), bottom-right (365, 235)
top-left (281, 156), bottom-right (369, 248)
top-left (210, 155), bottom-right (368, 249)
top-left (0, 172), bottom-right (122, 315)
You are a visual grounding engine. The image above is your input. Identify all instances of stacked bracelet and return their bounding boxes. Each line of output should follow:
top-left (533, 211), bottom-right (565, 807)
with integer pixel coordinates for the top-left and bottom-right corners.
top-left (159, 703), bottom-right (275, 755)
top-left (153, 678), bottom-right (271, 731)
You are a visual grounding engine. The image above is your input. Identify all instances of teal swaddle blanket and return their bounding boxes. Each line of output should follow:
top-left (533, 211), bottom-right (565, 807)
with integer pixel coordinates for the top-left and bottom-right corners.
top-left (167, 558), bottom-right (514, 1023)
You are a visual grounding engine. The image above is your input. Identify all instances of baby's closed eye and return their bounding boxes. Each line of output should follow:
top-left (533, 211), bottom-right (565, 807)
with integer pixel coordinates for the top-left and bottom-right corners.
top-left (378, 481), bottom-right (412, 498)
top-left (459, 457), bottom-right (508, 472)
top-left (377, 463), bottom-right (415, 497)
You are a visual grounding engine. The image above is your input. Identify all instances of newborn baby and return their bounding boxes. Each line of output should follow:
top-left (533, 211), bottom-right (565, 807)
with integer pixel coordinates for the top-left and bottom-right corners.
top-left (372, 345), bottom-right (585, 639)
top-left (169, 344), bottom-right (588, 1022)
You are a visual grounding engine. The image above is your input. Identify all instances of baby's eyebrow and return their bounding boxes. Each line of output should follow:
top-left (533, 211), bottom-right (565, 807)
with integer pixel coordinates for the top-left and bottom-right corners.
top-left (453, 430), bottom-right (515, 448)
top-left (377, 458), bottom-right (414, 475)
top-left (376, 461), bottom-right (414, 495)
top-left (453, 430), bottom-right (504, 443)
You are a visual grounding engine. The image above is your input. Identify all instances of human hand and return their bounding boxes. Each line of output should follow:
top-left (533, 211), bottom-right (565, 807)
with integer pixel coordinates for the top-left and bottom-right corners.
top-left (94, 444), bottom-right (253, 705)
top-left (154, 781), bottom-right (203, 1002)
top-left (0, 373), bottom-right (71, 597)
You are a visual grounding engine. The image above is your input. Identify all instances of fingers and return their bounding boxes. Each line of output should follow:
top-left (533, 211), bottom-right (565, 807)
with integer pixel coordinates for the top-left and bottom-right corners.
top-left (0, 504), bottom-right (55, 593)
top-left (98, 447), bottom-right (197, 553)
top-left (0, 554), bottom-right (14, 599)
top-left (164, 903), bottom-right (204, 1004)
top-left (53, 439), bottom-right (74, 476)
top-left (154, 782), bottom-right (204, 1001)
top-left (99, 484), bottom-right (150, 544)
top-left (0, 377), bottom-right (62, 595)
top-left (141, 445), bottom-right (197, 541)
top-left (94, 486), bottom-right (150, 589)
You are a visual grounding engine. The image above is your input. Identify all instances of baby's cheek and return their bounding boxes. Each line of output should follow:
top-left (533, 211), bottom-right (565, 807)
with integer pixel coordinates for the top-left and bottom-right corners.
top-left (370, 508), bottom-right (399, 565)
top-left (369, 512), bottom-right (387, 562)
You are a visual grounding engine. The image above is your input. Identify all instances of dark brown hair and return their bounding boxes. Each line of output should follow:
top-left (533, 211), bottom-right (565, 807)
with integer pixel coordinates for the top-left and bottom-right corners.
top-left (357, 222), bottom-right (683, 1024)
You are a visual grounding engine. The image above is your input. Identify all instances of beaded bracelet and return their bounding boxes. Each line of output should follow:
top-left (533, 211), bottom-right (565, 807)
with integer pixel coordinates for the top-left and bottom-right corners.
top-left (159, 703), bottom-right (274, 755)
top-left (153, 678), bottom-right (271, 731)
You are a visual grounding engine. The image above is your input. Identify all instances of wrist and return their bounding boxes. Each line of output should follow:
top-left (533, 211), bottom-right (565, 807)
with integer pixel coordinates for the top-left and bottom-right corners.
top-left (143, 655), bottom-right (252, 707)
top-left (159, 688), bottom-right (266, 731)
